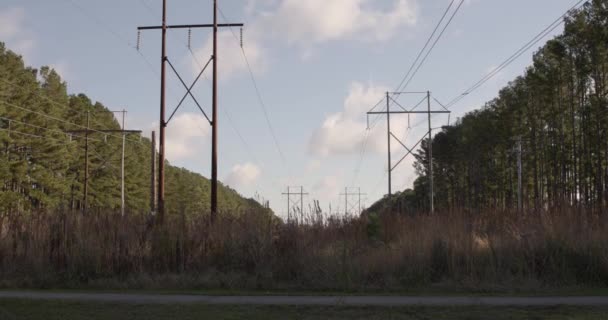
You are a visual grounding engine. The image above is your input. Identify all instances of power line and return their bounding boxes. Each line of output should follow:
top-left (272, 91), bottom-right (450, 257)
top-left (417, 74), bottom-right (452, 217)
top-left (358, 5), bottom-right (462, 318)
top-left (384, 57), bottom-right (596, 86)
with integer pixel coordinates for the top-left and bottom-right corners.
top-left (0, 127), bottom-right (89, 144)
top-left (1, 79), bottom-right (143, 143)
top-left (60, 0), bottom-right (161, 79)
top-left (0, 97), bottom-right (141, 144)
top-left (0, 115), bottom-right (78, 140)
top-left (445, 0), bottom-right (587, 109)
top-left (394, 0), bottom-right (456, 92)
top-left (353, 1), bottom-right (463, 188)
top-left (398, 0), bottom-right (465, 92)
top-left (217, 7), bottom-right (291, 178)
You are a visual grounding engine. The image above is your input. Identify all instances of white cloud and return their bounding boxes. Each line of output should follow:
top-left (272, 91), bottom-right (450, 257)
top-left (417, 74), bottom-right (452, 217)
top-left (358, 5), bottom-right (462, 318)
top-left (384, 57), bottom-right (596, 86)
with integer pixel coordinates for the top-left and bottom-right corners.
top-left (312, 175), bottom-right (340, 203)
top-left (259, 0), bottom-right (417, 46)
top-left (152, 113), bottom-right (210, 161)
top-left (306, 159), bottom-right (321, 173)
top-left (225, 162), bottom-right (262, 188)
top-left (0, 7), bottom-right (24, 39)
top-left (190, 30), bottom-right (265, 80)
top-left (310, 82), bottom-right (402, 156)
top-left (0, 7), bottom-right (35, 59)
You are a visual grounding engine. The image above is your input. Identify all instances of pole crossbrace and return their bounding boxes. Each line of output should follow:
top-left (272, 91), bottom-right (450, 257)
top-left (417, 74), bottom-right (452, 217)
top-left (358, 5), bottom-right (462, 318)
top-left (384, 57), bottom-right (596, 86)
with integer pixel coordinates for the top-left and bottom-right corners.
top-left (165, 58), bottom-right (212, 125)
top-left (167, 56), bottom-right (213, 125)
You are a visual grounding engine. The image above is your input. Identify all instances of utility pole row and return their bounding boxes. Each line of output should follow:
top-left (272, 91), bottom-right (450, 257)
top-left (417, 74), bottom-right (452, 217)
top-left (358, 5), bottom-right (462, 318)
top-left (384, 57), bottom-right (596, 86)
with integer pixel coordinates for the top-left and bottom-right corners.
top-left (65, 111), bottom-right (142, 214)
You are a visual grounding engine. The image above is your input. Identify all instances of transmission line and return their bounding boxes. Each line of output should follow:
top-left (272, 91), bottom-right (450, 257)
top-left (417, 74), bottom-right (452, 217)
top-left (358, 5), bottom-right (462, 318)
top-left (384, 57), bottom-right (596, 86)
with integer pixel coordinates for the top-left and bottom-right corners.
top-left (217, 7), bottom-right (291, 178)
top-left (398, 0), bottom-right (465, 92)
top-left (445, 0), bottom-right (587, 109)
top-left (394, 0), bottom-right (456, 92)
top-left (0, 99), bottom-right (140, 143)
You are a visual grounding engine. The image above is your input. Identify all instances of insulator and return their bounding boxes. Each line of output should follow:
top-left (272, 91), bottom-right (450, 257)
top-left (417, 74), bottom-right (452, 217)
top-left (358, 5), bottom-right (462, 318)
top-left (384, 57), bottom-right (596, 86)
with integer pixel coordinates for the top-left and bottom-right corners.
top-left (136, 30), bottom-right (141, 51)
top-left (188, 28), bottom-right (192, 49)
top-left (240, 28), bottom-right (243, 48)
top-left (448, 114), bottom-right (451, 126)
top-left (408, 114), bottom-right (411, 129)
top-left (104, 135), bottom-right (107, 143)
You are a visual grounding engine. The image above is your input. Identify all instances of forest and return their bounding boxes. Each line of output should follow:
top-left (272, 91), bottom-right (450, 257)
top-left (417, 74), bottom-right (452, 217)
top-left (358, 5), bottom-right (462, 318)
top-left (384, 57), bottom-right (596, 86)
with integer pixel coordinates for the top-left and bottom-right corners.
top-left (0, 0), bottom-right (607, 293)
top-left (373, 0), bottom-right (608, 215)
top-left (0, 43), bottom-right (268, 216)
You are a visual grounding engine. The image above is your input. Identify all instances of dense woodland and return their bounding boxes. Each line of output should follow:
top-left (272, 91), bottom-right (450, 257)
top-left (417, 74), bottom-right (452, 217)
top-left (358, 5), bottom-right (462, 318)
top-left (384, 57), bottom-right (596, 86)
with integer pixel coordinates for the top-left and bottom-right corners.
top-left (0, 43), bottom-right (267, 216)
top-left (374, 1), bottom-right (608, 214)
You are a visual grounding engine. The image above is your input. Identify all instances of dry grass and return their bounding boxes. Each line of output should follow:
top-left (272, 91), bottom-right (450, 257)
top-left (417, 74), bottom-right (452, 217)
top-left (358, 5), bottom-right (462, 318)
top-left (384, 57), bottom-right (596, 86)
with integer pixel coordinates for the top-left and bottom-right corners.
top-left (0, 207), bottom-right (607, 291)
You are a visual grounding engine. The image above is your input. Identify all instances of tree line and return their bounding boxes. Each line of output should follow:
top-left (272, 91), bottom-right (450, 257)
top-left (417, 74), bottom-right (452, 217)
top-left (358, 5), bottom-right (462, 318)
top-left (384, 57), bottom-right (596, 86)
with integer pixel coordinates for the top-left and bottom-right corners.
top-left (0, 43), bottom-right (267, 216)
top-left (372, 0), bottom-right (608, 214)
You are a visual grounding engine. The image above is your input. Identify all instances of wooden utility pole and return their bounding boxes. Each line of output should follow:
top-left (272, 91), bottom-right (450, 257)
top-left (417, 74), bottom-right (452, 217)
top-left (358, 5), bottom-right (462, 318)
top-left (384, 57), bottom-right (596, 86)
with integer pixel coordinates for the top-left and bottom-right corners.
top-left (158, 0), bottom-right (167, 224)
top-left (137, 0), bottom-right (243, 223)
top-left (367, 91), bottom-right (450, 214)
top-left (386, 92), bottom-right (392, 199)
top-left (66, 114), bottom-right (142, 214)
top-left (151, 131), bottom-right (157, 214)
top-left (83, 111), bottom-right (89, 211)
top-left (427, 91), bottom-right (434, 214)
top-left (517, 136), bottom-right (523, 213)
top-left (111, 110), bottom-right (127, 216)
top-left (340, 187), bottom-right (367, 217)
top-left (211, 0), bottom-right (219, 220)
top-left (282, 186), bottom-right (308, 222)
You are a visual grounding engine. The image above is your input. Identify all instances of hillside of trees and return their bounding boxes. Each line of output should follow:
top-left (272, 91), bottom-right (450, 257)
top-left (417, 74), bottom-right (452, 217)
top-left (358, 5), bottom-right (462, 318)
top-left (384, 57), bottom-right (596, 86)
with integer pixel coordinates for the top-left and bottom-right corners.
top-left (0, 43), bottom-right (269, 216)
top-left (369, 0), bottom-right (608, 214)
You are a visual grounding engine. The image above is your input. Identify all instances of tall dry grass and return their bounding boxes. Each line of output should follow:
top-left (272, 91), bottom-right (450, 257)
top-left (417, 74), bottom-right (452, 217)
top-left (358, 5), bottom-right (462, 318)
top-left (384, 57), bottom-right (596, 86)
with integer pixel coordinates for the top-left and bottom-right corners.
top-left (0, 207), bottom-right (607, 291)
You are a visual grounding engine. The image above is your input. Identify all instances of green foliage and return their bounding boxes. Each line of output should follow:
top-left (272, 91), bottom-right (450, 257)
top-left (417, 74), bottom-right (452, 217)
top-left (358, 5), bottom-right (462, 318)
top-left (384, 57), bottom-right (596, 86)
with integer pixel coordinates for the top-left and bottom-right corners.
top-left (0, 42), bottom-right (268, 216)
top-left (368, 0), bottom-right (608, 214)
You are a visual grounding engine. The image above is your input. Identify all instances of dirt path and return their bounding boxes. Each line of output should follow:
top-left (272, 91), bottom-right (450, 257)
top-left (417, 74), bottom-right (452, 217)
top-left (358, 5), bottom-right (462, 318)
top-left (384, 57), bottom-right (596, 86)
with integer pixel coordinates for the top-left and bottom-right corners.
top-left (1, 291), bottom-right (608, 306)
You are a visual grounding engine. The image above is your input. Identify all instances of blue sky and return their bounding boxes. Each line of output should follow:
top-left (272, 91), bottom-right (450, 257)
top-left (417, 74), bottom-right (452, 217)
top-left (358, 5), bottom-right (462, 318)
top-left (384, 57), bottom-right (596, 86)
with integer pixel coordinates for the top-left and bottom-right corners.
top-left (0, 0), bottom-right (577, 217)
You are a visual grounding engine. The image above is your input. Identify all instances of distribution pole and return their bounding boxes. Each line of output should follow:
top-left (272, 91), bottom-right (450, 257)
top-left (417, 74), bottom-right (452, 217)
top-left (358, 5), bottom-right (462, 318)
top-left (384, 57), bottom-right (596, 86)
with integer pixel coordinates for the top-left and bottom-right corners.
top-left (111, 110), bottom-right (127, 217)
top-left (151, 131), bottom-right (156, 213)
top-left (358, 187), bottom-right (362, 215)
top-left (158, 0), bottom-right (167, 224)
top-left (427, 91), bottom-right (434, 214)
top-left (300, 186), bottom-right (304, 219)
top-left (83, 111), bottom-right (89, 212)
top-left (285, 187), bottom-right (291, 221)
top-left (121, 110), bottom-right (126, 216)
top-left (345, 187), bottom-right (348, 217)
top-left (517, 136), bottom-right (523, 213)
top-left (386, 92), bottom-right (392, 199)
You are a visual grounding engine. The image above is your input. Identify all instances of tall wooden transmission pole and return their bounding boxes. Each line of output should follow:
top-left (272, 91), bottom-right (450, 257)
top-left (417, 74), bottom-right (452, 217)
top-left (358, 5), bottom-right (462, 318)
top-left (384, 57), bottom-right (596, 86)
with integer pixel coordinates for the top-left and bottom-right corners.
top-left (340, 187), bottom-right (366, 217)
top-left (137, 0), bottom-right (243, 224)
top-left (282, 186), bottom-right (308, 222)
top-left (367, 92), bottom-right (450, 214)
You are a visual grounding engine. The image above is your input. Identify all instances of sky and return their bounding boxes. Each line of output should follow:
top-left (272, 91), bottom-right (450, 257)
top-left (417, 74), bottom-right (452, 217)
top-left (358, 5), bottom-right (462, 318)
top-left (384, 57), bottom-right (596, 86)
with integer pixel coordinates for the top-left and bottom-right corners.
top-left (0, 0), bottom-right (578, 218)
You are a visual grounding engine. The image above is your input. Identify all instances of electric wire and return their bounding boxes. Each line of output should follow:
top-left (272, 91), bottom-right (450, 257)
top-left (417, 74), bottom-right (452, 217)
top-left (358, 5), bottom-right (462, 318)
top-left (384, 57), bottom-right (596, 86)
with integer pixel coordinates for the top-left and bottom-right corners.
top-left (398, 0), bottom-right (465, 92)
top-left (217, 7), bottom-right (291, 179)
top-left (445, 0), bottom-right (587, 109)
top-left (0, 99), bottom-right (139, 143)
top-left (394, 0), bottom-right (456, 92)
